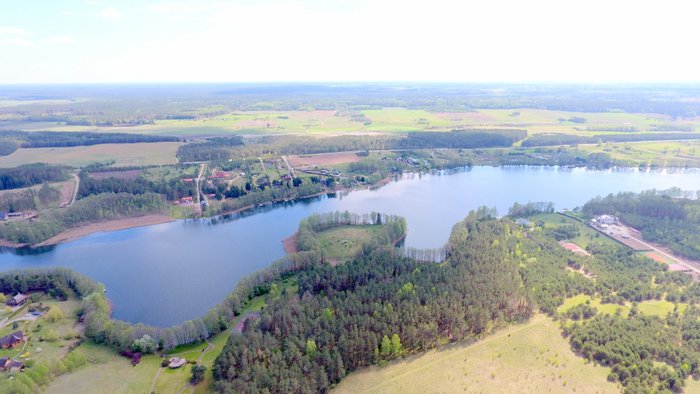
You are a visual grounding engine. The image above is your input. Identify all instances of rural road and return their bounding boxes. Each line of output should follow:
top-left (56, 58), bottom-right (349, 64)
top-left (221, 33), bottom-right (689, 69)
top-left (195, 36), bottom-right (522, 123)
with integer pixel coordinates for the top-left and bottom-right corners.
top-left (627, 233), bottom-right (700, 275)
top-left (194, 163), bottom-right (207, 215)
top-left (67, 173), bottom-right (80, 207)
top-left (281, 156), bottom-right (295, 178)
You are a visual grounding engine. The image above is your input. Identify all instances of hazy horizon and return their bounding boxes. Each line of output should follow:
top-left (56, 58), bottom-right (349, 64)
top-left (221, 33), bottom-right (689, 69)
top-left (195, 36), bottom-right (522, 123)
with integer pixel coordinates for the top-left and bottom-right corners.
top-left (2, 0), bottom-right (699, 84)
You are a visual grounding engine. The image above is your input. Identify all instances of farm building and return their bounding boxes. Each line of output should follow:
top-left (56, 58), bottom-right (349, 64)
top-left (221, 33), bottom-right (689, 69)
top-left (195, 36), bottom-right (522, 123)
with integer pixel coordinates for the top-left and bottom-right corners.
top-left (0, 332), bottom-right (25, 349)
top-left (0, 357), bottom-right (25, 372)
top-left (7, 293), bottom-right (29, 307)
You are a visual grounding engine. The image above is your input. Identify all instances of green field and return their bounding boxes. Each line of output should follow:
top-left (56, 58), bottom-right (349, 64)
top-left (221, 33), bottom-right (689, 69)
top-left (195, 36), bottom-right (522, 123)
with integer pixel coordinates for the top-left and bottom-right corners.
top-left (558, 295), bottom-right (686, 319)
top-left (316, 225), bottom-right (387, 261)
top-left (24, 108), bottom-right (699, 138)
top-left (333, 314), bottom-right (619, 394)
top-left (530, 213), bottom-right (615, 249)
top-left (0, 142), bottom-right (182, 168)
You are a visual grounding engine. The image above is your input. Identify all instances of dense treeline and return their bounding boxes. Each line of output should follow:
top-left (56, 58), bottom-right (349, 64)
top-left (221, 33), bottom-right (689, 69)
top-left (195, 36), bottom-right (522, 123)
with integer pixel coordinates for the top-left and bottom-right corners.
top-left (0, 163), bottom-right (69, 190)
top-left (395, 129), bottom-right (526, 149)
top-left (508, 201), bottom-right (555, 217)
top-left (176, 136), bottom-right (244, 162)
top-left (566, 313), bottom-right (698, 392)
top-left (78, 172), bottom-right (196, 201)
top-left (0, 131), bottom-right (178, 156)
top-left (521, 132), bottom-right (700, 147)
top-left (0, 192), bottom-right (166, 244)
top-left (213, 213), bottom-right (532, 393)
top-left (0, 183), bottom-right (61, 212)
top-left (583, 189), bottom-right (700, 260)
top-left (296, 211), bottom-right (407, 252)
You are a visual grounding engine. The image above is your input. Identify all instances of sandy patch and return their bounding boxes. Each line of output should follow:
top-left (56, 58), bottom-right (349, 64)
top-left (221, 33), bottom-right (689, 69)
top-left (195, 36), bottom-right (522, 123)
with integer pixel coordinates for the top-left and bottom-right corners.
top-left (282, 232), bottom-right (298, 254)
top-left (287, 151), bottom-right (362, 168)
top-left (36, 214), bottom-right (175, 246)
top-left (559, 241), bottom-right (590, 256)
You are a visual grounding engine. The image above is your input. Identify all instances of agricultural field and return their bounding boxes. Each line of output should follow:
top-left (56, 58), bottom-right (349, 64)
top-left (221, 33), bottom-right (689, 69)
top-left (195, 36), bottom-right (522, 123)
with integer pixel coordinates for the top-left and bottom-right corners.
top-left (0, 142), bottom-right (182, 168)
top-left (333, 314), bottom-right (619, 394)
top-left (19, 108), bottom-right (699, 138)
top-left (577, 140), bottom-right (700, 167)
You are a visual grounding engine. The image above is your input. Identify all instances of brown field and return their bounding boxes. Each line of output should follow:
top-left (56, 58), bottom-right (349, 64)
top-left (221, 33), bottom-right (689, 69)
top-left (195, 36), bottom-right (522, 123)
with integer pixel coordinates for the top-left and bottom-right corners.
top-left (560, 241), bottom-right (591, 256)
top-left (287, 151), bottom-right (362, 168)
top-left (642, 251), bottom-right (671, 264)
top-left (90, 169), bottom-right (143, 180)
top-left (0, 142), bottom-right (182, 168)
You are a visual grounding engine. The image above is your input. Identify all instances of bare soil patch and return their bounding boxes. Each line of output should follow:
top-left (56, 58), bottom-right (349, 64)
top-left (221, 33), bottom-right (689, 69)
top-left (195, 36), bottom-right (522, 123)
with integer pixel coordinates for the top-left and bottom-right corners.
top-left (287, 151), bottom-right (362, 168)
top-left (560, 241), bottom-right (591, 256)
top-left (282, 232), bottom-right (298, 254)
top-left (36, 214), bottom-right (175, 246)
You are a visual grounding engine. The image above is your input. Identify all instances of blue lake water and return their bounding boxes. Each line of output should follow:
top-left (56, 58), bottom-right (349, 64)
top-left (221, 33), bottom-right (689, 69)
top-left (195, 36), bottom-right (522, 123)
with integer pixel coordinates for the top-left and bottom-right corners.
top-left (1, 166), bottom-right (699, 326)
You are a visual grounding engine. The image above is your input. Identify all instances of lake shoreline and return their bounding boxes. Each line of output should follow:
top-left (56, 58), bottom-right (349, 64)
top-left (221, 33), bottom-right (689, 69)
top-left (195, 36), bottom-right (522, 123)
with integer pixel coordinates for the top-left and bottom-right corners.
top-left (34, 215), bottom-right (176, 247)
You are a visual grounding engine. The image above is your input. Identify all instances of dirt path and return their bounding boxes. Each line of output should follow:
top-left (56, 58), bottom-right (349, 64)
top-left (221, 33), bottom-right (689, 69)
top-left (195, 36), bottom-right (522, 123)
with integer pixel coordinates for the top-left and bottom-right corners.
top-left (67, 173), bottom-right (80, 207)
top-left (281, 155), bottom-right (295, 178)
top-left (194, 163), bottom-right (207, 216)
top-left (151, 366), bottom-right (164, 394)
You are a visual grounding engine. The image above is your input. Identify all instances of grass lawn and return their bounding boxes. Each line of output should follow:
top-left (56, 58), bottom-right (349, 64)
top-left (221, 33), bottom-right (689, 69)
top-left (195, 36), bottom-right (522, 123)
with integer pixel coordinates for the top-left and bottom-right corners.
top-left (316, 225), bottom-right (386, 261)
top-left (0, 142), bottom-right (182, 168)
top-left (333, 314), bottom-right (619, 394)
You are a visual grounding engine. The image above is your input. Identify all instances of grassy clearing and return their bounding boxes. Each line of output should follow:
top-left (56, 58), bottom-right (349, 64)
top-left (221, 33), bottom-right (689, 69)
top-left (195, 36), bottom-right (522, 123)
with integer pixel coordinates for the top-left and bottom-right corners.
top-left (530, 213), bottom-right (615, 249)
top-left (316, 225), bottom-right (386, 261)
top-left (558, 295), bottom-right (686, 319)
top-left (0, 142), bottom-right (182, 168)
top-left (577, 140), bottom-right (700, 167)
top-left (333, 314), bottom-right (619, 394)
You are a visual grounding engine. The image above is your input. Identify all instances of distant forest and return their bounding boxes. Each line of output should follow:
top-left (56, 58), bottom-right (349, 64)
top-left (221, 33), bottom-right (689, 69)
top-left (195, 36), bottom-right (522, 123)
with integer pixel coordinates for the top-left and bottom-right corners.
top-left (1, 84), bottom-right (699, 126)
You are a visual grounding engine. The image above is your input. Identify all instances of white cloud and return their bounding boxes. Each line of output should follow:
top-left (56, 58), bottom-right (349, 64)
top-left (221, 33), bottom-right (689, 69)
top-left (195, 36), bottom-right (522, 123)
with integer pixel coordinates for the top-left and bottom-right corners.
top-left (45, 36), bottom-right (75, 45)
top-left (0, 38), bottom-right (34, 46)
top-left (0, 26), bottom-right (35, 36)
top-left (97, 7), bottom-right (122, 19)
top-left (61, 10), bottom-right (76, 16)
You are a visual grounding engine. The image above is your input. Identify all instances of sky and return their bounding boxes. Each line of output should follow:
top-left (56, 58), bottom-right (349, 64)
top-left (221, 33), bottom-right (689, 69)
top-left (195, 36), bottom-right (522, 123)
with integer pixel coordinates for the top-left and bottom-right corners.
top-left (0, 0), bottom-right (699, 84)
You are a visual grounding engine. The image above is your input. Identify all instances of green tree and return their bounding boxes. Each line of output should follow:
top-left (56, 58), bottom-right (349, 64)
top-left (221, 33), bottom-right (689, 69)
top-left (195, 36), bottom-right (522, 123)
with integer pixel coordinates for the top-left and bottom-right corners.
top-left (305, 339), bottom-right (318, 356)
top-left (391, 333), bottom-right (403, 357)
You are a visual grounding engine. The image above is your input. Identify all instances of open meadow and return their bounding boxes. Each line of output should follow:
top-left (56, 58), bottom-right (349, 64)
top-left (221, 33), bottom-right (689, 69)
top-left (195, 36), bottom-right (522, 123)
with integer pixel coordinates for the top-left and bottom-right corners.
top-left (18, 108), bottom-right (700, 138)
top-left (0, 142), bottom-right (182, 168)
top-left (333, 314), bottom-right (619, 394)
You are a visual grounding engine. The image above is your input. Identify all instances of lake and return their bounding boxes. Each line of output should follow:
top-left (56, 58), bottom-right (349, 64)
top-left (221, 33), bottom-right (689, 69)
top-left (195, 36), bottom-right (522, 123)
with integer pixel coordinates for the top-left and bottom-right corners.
top-left (1, 166), bottom-right (700, 326)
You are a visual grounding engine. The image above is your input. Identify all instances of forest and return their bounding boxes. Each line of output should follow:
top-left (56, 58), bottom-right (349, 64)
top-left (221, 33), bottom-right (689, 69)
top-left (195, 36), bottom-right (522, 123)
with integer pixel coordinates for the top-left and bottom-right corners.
top-left (0, 163), bottom-right (68, 190)
top-left (521, 132), bottom-right (700, 147)
top-left (582, 189), bottom-right (700, 260)
top-left (212, 212), bottom-right (532, 393)
top-left (0, 192), bottom-right (167, 244)
top-left (0, 183), bottom-right (62, 212)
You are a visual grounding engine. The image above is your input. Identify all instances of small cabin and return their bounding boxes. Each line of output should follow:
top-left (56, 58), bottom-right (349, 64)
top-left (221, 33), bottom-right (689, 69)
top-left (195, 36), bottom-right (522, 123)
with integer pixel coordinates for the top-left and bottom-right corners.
top-left (7, 293), bottom-right (29, 307)
top-left (0, 332), bottom-right (25, 349)
top-left (0, 357), bottom-right (25, 372)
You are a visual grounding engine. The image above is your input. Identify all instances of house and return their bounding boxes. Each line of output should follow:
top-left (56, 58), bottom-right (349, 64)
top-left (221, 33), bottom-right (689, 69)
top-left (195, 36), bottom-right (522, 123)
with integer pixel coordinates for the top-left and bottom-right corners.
top-left (594, 215), bottom-right (617, 225)
top-left (0, 332), bottom-right (25, 349)
top-left (7, 293), bottom-right (29, 307)
top-left (515, 218), bottom-right (532, 227)
top-left (168, 357), bottom-right (187, 369)
top-left (0, 357), bottom-right (25, 372)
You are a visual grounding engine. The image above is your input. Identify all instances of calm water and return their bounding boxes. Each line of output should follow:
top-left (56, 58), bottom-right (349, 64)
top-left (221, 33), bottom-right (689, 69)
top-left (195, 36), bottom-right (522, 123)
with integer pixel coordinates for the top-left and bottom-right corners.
top-left (1, 166), bottom-right (699, 326)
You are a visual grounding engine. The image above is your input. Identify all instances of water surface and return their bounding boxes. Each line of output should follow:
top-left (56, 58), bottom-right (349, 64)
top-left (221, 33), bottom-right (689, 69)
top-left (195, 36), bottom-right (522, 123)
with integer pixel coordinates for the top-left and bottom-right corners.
top-left (1, 166), bottom-right (699, 326)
